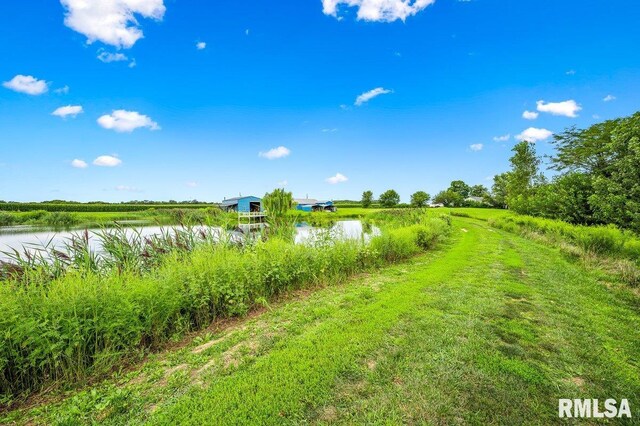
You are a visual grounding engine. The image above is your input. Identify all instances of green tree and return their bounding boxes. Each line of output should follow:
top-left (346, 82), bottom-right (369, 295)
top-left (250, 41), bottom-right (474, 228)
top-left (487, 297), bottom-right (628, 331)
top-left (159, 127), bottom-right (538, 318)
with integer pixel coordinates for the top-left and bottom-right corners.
top-left (433, 190), bottom-right (463, 207)
top-left (469, 184), bottom-right (488, 197)
top-left (379, 189), bottom-right (400, 208)
top-left (491, 173), bottom-right (509, 208)
top-left (587, 112), bottom-right (640, 230)
top-left (262, 188), bottom-right (293, 229)
top-left (361, 190), bottom-right (374, 208)
top-left (448, 180), bottom-right (471, 198)
top-left (410, 191), bottom-right (430, 207)
top-left (506, 141), bottom-right (542, 213)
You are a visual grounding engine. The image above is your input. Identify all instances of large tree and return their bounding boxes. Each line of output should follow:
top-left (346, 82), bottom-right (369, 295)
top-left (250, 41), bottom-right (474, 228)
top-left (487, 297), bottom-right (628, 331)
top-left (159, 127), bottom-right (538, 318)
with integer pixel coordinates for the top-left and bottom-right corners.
top-left (469, 184), bottom-right (489, 197)
top-left (410, 191), bottom-right (430, 207)
top-left (491, 173), bottom-right (509, 208)
top-left (505, 141), bottom-right (543, 213)
top-left (433, 190), bottom-right (463, 207)
top-left (379, 189), bottom-right (400, 208)
top-left (448, 180), bottom-right (470, 198)
top-left (361, 190), bottom-right (373, 208)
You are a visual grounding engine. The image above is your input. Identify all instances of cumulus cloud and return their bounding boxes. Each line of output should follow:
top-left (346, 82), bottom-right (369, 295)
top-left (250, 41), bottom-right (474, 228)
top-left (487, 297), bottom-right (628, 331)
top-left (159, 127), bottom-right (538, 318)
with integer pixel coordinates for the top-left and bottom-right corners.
top-left (326, 172), bottom-right (348, 184)
top-left (522, 110), bottom-right (539, 120)
top-left (54, 85), bottom-right (70, 94)
top-left (516, 127), bottom-right (553, 143)
top-left (603, 94), bottom-right (616, 102)
top-left (52, 105), bottom-right (84, 118)
top-left (493, 134), bottom-right (510, 142)
top-left (469, 143), bottom-right (483, 151)
top-left (97, 50), bottom-right (128, 63)
top-left (60, 0), bottom-right (166, 49)
top-left (355, 87), bottom-right (392, 106)
top-left (93, 155), bottom-right (122, 167)
top-left (259, 146), bottom-right (291, 160)
top-left (97, 110), bottom-right (160, 132)
top-left (196, 41), bottom-right (206, 50)
top-left (71, 159), bottom-right (88, 168)
top-left (322, 0), bottom-right (435, 22)
top-left (536, 100), bottom-right (581, 118)
top-left (3, 75), bottom-right (48, 95)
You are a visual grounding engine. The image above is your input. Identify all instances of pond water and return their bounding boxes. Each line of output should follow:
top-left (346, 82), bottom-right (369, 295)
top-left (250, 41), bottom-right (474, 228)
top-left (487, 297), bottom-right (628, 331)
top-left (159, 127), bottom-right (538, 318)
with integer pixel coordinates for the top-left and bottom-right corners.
top-left (0, 220), bottom-right (380, 262)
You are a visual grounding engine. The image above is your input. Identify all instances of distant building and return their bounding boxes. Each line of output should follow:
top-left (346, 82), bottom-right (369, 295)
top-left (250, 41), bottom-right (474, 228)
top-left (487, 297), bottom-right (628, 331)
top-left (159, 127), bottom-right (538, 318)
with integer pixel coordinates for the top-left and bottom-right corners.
top-left (294, 198), bottom-right (337, 212)
top-left (220, 196), bottom-right (262, 213)
top-left (465, 196), bottom-right (486, 204)
top-left (429, 203), bottom-right (445, 208)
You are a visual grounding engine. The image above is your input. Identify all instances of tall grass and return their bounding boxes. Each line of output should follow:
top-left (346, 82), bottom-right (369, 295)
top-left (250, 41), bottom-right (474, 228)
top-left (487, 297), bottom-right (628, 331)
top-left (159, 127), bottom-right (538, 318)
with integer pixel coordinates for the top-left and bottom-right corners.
top-left (489, 215), bottom-right (639, 285)
top-left (0, 215), bottom-right (450, 401)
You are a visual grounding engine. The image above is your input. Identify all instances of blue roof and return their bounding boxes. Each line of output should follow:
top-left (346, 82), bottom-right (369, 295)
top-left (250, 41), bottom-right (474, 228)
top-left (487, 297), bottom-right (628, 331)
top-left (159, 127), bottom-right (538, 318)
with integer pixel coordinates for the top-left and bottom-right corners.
top-left (221, 195), bottom-right (261, 206)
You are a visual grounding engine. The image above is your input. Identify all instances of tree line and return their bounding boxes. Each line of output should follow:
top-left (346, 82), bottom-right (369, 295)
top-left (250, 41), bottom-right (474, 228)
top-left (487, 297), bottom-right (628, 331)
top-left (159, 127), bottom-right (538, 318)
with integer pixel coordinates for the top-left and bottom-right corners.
top-left (494, 111), bottom-right (640, 232)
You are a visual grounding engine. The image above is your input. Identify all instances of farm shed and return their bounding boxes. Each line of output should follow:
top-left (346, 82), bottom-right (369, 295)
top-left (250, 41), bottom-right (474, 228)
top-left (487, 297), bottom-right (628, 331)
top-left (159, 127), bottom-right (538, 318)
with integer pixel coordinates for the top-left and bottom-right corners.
top-left (294, 199), bottom-right (337, 212)
top-left (221, 196), bottom-right (262, 212)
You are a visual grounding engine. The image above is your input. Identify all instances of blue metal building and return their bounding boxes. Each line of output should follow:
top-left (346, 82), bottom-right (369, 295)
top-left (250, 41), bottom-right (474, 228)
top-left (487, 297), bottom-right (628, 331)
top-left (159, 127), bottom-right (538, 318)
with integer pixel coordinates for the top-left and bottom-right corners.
top-left (220, 196), bottom-right (262, 212)
top-left (294, 198), bottom-right (337, 212)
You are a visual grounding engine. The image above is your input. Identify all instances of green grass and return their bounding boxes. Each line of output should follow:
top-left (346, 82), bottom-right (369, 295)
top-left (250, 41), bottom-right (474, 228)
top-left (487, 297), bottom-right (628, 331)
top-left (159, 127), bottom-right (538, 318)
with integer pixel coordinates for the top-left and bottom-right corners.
top-left (3, 216), bottom-right (639, 424)
top-left (0, 215), bottom-right (450, 401)
top-left (444, 207), bottom-right (513, 221)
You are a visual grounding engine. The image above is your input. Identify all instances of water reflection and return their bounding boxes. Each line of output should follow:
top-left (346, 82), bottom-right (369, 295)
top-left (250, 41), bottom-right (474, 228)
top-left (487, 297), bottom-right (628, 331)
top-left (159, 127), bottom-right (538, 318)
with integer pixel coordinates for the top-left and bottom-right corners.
top-left (0, 220), bottom-right (380, 262)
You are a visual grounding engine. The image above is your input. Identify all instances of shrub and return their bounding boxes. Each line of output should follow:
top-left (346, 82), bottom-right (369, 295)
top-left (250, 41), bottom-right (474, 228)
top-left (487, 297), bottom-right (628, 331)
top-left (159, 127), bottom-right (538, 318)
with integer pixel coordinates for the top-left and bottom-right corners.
top-left (44, 212), bottom-right (78, 228)
top-left (0, 212), bottom-right (15, 226)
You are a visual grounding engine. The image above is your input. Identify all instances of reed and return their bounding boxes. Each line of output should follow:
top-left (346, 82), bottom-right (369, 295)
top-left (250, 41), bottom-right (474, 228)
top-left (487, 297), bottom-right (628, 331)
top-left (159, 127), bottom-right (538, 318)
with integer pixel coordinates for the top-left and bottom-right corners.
top-left (0, 215), bottom-right (451, 400)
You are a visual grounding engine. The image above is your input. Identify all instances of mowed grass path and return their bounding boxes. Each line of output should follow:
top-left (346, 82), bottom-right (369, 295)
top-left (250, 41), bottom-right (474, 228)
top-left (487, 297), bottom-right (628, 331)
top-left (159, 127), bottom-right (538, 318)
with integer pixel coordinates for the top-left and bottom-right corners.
top-left (5, 217), bottom-right (639, 424)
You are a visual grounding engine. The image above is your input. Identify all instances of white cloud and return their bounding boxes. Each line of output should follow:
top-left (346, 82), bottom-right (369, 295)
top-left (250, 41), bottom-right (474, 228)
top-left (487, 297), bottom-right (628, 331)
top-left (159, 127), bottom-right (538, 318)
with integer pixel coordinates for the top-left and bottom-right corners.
top-left (322, 128), bottom-right (338, 132)
top-left (97, 110), bottom-right (160, 132)
top-left (71, 159), bottom-right (88, 168)
top-left (355, 87), bottom-right (392, 106)
top-left (469, 143), bottom-right (483, 151)
top-left (3, 75), bottom-right (48, 95)
top-left (516, 127), bottom-right (553, 143)
top-left (259, 146), bottom-right (291, 160)
top-left (566, 70), bottom-right (576, 75)
top-left (60, 0), bottom-right (166, 49)
top-left (54, 85), bottom-right (70, 94)
top-left (196, 41), bottom-right (206, 50)
top-left (326, 172), bottom-right (348, 184)
top-left (93, 155), bottom-right (122, 167)
top-left (522, 110), bottom-right (539, 120)
top-left (536, 100), bottom-right (581, 118)
top-left (97, 50), bottom-right (128, 63)
top-left (322, 0), bottom-right (435, 22)
top-left (52, 105), bottom-right (84, 118)
top-left (603, 94), bottom-right (616, 102)
top-left (493, 134), bottom-right (510, 142)
top-left (186, 181), bottom-right (198, 188)
top-left (245, 29), bottom-right (250, 36)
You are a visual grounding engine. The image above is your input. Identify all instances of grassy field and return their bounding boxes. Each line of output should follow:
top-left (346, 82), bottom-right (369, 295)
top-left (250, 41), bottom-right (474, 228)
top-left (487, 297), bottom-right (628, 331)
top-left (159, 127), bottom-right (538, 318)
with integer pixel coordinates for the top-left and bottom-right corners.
top-left (2, 214), bottom-right (638, 424)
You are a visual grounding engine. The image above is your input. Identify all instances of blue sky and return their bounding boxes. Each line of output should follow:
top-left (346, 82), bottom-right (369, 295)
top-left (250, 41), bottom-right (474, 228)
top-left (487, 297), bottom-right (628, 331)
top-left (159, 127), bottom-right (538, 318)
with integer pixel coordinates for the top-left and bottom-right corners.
top-left (1, 0), bottom-right (639, 203)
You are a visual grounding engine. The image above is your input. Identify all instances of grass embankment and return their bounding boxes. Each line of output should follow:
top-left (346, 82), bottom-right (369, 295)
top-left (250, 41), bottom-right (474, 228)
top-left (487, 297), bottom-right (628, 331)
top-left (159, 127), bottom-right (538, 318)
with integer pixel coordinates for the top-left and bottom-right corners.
top-left (490, 215), bottom-right (640, 286)
top-left (2, 216), bottom-right (638, 424)
top-left (0, 208), bottom-right (239, 229)
top-left (0, 213), bottom-right (450, 404)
